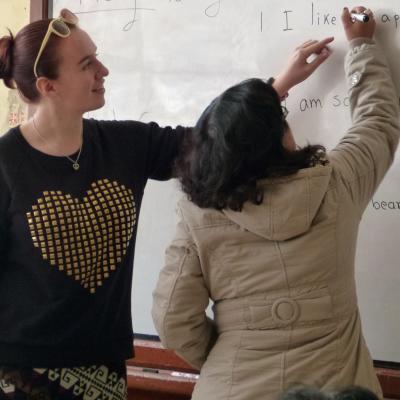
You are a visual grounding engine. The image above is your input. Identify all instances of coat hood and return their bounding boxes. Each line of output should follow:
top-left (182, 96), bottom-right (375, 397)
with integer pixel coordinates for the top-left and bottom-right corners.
top-left (222, 164), bottom-right (333, 241)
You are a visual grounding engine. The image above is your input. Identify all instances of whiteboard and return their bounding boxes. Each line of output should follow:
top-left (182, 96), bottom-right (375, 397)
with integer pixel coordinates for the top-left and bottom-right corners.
top-left (51, 0), bottom-right (400, 363)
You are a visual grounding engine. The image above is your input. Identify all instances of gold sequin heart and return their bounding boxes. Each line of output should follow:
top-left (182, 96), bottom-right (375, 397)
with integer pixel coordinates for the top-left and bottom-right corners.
top-left (26, 179), bottom-right (136, 293)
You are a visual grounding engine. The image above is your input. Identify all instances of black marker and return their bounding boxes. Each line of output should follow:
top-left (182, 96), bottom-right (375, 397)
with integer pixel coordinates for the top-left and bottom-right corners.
top-left (351, 13), bottom-right (370, 23)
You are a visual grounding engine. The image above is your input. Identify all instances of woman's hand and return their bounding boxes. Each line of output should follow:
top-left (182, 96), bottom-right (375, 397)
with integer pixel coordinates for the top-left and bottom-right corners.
top-left (341, 6), bottom-right (375, 41)
top-left (272, 37), bottom-right (334, 98)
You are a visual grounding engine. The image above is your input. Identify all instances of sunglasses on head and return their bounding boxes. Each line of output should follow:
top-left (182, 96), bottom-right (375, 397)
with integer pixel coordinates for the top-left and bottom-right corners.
top-left (33, 8), bottom-right (79, 78)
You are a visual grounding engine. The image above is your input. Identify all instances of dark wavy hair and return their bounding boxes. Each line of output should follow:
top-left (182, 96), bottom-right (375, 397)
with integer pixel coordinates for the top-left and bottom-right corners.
top-left (280, 386), bottom-right (332, 400)
top-left (335, 387), bottom-right (379, 400)
top-left (279, 385), bottom-right (379, 400)
top-left (174, 78), bottom-right (327, 211)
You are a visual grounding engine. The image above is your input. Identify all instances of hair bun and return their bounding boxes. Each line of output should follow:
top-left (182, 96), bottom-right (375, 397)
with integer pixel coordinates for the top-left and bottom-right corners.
top-left (0, 31), bottom-right (15, 86)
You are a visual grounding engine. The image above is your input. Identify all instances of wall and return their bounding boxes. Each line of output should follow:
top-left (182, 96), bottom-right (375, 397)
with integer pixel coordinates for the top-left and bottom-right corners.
top-left (0, 0), bottom-right (30, 135)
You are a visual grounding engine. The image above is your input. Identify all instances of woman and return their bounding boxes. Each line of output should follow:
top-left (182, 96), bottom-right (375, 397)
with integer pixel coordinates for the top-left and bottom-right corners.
top-left (0, 8), bottom-right (224, 400)
top-left (152, 6), bottom-right (399, 400)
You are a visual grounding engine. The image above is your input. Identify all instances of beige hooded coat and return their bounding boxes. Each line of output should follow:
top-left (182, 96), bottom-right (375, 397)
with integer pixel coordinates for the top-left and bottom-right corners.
top-left (152, 39), bottom-right (400, 400)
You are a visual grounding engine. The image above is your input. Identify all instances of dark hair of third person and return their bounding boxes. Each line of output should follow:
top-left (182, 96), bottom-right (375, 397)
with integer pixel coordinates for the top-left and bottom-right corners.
top-left (279, 385), bottom-right (379, 400)
top-left (174, 78), bottom-right (327, 211)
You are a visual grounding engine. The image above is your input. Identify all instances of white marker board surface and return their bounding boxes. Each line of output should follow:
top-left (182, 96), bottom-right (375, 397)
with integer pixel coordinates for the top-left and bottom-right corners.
top-left (51, 0), bottom-right (400, 363)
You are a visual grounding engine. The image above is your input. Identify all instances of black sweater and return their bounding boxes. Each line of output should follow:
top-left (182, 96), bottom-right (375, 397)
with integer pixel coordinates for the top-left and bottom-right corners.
top-left (0, 118), bottom-right (186, 367)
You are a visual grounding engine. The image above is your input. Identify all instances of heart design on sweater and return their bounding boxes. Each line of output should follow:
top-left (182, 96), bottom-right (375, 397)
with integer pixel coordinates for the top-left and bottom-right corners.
top-left (26, 179), bottom-right (136, 293)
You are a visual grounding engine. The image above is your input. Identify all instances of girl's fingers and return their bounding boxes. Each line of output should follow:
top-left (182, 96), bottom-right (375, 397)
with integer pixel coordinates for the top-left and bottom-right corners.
top-left (302, 37), bottom-right (334, 57)
top-left (341, 7), bottom-right (353, 29)
top-left (296, 40), bottom-right (315, 50)
top-left (351, 6), bottom-right (368, 14)
top-left (364, 9), bottom-right (374, 19)
top-left (302, 40), bottom-right (318, 47)
top-left (307, 47), bottom-right (331, 70)
top-left (296, 37), bottom-right (334, 56)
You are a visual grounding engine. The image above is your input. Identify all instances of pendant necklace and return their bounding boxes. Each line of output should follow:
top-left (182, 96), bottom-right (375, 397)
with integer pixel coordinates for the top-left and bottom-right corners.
top-left (32, 117), bottom-right (83, 171)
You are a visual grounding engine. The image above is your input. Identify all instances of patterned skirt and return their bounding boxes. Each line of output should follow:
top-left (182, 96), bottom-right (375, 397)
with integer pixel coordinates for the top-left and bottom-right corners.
top-left (0, 363), bottom-right (127, 400)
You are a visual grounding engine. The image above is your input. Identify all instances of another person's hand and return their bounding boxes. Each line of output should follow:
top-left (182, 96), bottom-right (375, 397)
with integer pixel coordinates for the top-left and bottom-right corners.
top-left (341, 6), bottom-right (375, 42)
top-left (272, 37), bottom-right (334, 98)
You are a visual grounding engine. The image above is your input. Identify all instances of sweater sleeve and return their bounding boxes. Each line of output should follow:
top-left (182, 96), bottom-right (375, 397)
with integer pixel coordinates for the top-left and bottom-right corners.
top-left (151, 207), bottom-right (217, 370)
top-left (145, 122), bottom-right (189, 180)
top-left (329, 38), bottom-right (400, 212)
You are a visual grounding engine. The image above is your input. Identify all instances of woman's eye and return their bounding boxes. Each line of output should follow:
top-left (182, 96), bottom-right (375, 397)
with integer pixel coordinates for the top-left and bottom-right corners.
top-left (83, 54), bottom-right (99, 70)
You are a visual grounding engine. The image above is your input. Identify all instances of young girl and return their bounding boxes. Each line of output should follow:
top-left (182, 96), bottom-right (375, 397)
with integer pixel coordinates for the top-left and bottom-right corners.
top-left (152, 6), bottom-right (399, 400)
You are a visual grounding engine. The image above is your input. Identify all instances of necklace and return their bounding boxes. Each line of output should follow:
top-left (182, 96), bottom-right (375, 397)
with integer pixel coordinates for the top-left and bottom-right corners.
top-left (32, 117), bottom-right (83, 171)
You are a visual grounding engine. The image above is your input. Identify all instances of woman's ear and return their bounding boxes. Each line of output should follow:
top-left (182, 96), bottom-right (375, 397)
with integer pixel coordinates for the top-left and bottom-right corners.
top-left (35, 77), bottom-right (56, 98)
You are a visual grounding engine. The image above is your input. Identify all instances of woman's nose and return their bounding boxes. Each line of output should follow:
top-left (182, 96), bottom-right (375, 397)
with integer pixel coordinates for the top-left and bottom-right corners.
top-left (96, 61), bottom-right (109, 79)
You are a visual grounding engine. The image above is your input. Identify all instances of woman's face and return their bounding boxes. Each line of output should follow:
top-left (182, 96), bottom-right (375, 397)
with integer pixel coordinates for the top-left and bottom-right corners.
top-left (48, 27), bottom-right (109, 114)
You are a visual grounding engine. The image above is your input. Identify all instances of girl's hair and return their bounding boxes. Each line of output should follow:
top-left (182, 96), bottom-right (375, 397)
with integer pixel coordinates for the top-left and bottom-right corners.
top-left (280, 385), bottom-right (379, 400)
top-left (280, 386), bottom-right (332, 400)
top-left (335, 386), bottom-right (379, 400)
top-left (0, 19), bottom-right (75, 102)
top-left (174, 78), bottom-right (327, 211)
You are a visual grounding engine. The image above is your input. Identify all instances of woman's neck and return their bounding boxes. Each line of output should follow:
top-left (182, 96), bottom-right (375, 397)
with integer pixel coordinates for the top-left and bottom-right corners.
top-left (20, 107), bottom-right (84, 157)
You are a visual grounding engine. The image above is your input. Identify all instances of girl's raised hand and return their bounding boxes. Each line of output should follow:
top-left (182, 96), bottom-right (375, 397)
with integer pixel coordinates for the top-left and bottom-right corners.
top-left (272, 37), bottom-right (334, 98)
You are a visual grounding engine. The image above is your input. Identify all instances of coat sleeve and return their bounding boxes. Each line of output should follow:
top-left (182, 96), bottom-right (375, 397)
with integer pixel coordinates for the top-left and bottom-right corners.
top-left (152, 208), bottom-right (217, 370)
top-left (329, 38), bottom-right (400, 212)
